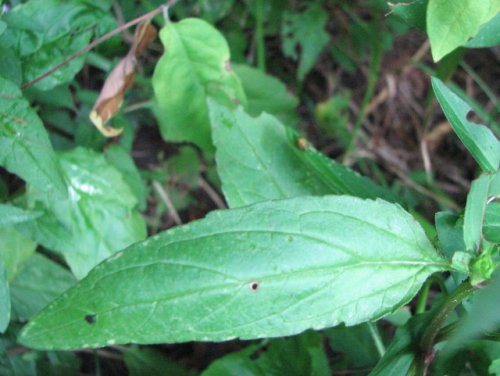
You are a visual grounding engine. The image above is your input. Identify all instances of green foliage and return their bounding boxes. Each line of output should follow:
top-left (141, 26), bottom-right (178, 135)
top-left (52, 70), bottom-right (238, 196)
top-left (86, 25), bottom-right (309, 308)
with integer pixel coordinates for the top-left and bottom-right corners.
top-left (0, 261), bottom-right (9, 333)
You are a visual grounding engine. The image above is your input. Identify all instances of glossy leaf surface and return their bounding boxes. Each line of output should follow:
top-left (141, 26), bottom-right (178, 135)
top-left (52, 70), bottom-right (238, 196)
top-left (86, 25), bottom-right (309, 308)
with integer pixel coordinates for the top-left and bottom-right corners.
top-left (432, 77), bottom-right (500, 172)
top-left (0, 77), bottom-right (67, 200)
top-left (20, 195), bottom-right (447, 350)
top-left (152, 18), bottom-right (246, 151)
top-left (209, 100), bottom-right (396, 208)
top-left (18, 147), bottom-right (146, 279)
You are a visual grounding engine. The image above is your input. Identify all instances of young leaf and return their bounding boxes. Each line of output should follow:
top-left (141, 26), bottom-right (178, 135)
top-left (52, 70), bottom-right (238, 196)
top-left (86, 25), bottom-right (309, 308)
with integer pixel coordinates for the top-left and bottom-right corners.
top-left (0, 261), bottom-right (10, 333)
top-left (0, 227), bottom-right (37, 281)
top-left (208, 100), bottom-right (396, 208)
top-left (19, 195), bottom-right (448, 350)
top-left (17, 147), bottom-right (147, 279)
top-left (233, 64), bottom-right (299, 126)
top-left (152, 18), bottom-right (246, 151)
top-left (0, 77), bottom-right (67, 201)
top-left (90, 21), bottom-right (157, 137)
top-left (10, 254), bottom-right (76, 321)
top-left (0, 204), bottom-right (42, 227)
top-left (432, 77), bottom-right (500, 173)
top-left (281, 3), bottom-right (329, 81)
top-left (463, 174), bottom-right (493, 252)
top-left (427, 0), bottom-right (500, 61)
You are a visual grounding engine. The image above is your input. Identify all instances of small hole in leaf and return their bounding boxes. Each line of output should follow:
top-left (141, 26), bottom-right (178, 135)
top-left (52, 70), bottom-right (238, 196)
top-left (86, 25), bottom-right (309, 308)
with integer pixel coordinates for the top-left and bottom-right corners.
top-left (249, 281), bottom-right (260, 292)
top-left (84, 314), bottom-right (96, 324)
top-left (466, 110), bottom-right (481, 124)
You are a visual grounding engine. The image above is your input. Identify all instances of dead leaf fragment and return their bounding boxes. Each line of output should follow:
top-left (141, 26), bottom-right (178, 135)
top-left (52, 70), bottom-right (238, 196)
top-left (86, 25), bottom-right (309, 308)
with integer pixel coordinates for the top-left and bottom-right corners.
top-left (90, 21), bottom-right (157, 137)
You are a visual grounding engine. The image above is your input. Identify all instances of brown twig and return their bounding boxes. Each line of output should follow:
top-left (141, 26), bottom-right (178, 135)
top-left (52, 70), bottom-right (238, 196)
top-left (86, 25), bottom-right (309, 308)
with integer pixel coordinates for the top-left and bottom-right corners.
top-left (21, 0), bottom-right (179, 90)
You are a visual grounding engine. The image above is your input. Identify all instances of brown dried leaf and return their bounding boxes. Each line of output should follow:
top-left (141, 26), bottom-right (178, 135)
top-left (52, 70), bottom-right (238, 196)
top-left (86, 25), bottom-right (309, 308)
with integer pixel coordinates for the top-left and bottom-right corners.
top-left (90, 21), bottom-right (157, 137)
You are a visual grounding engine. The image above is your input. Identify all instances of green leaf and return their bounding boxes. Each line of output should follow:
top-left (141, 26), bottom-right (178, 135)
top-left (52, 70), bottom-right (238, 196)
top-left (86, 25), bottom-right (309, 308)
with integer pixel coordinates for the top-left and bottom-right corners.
top-left (435, 211), bottom-right (465, 260)
top-left (104, 144), bottom-right (148, 211)
top-left (388, 0), bottom-right (427, 30)
top-left (208, 100), bottom-right (396, 208)
top-left (1, 0), bottom-right (115, 90)
top-left (124, 346), bottom-right (195, 376)
top-left (281, 3), bottom-right (329, 81)
top-left (0, 261), bottom-right (10, 333)
top-left (233, 64), bottom-right (298, 126)
top-left (17, 147), bottom-right (147, 279)
top-left (202, 331), bottom-right (330, 376)
top-left (0, 227), bottom-right (37, 280)
top-left (432, 77), bottom-right (500, 172)
top-left (10, 254), bottom-right (76, 322)
top-left (0, 77), bottom-right (67, 201)
top-left (152, 18), bottom-right (246, 151)
top-left (466, 12), bottom-right (500, 48)
top-left (463, 174), bottom-right (493, 252)
top-left (19, 195), bottom-right (447, 350)
top-left (0, 204), bottom-right (42, 227)
top-left (427, 0), bottom-right (500, 61)
top-left (484, 202), bottom-right (500, 243)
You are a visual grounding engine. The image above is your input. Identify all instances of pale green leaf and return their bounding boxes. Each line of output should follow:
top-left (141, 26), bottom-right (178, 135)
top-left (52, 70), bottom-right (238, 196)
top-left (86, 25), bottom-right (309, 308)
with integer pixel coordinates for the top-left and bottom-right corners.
top-left (0, 261), bottom-right (10, 333)
top-left (0, 227), bottom-right (37, 280)
top-left (10, 254), bottom-right (76, 321)
top-left (208, 100), bottom-right (396, 208)
top-left (466, 12), bottom-right (500, 48)
top-left (17, 147), bottom-right (147, 279)
top-left (427, 0), bottom-right (500, 61)
top-left (432, 77), bottom-right (500, 172)
top-left (484, 202), bottom-right (500, 243)
top-left (0, 204), bottom-right (42, 227)
top-left (152, 18), bottom-right (246, 151)
top-left (463, 174), bottom-right (493, 252)
top-left (281, 3), bottom-right (329, 81)
top-left (233, 64), bottom-right (298, 126)
top-left (19, 195), bottom-right (447, 350)
top-left (0, 77), bottom-right (67, 201)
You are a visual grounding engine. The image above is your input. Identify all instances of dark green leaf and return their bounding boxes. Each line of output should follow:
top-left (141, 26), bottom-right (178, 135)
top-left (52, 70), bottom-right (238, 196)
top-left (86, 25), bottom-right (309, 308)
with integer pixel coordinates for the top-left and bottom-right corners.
top-left (432, 77), bottom-right (500, 172)
top-left (124, 346), bottom-right (195, 376)
top-left (388, 0), bottom-right (427, 30)
top-left (0, 261), bottom-right (10, 333)
top-left (17, 147), bottom-right (147, 279)
top-left (10, 253), bottom-right (76, 321)
top-left (0, 227), bottom-right (37, 280)
top-left (202, 332), bottom-right (330, 376)
top-left (234, 64), bottom-right (299, 126)
top-left (427, 0), bottom-right (500, 60)
top-left (0, 76), bottom-right (67, 201)
top-left (435, 211), bottom-right (465, 260)
top-left (484, 202), bottom-right (500, 243)
top-left (0, 46), bottom-right (22, 85)
top-left (209, 100), bottom-right (396, 208)
top-left (19, 195), bottom-right (447, 350)
top-left (152, 18), bottom-right (246, 151)
top-left (281, 3), bottom-right (329, 81)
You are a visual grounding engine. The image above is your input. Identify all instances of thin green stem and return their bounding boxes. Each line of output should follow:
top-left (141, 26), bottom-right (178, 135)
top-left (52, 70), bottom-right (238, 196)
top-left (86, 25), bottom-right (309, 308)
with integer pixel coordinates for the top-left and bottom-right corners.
top-left (342, 27), bottom-right (382, 162)
top-left (368, 322), bottom-right (386, 358)
top-left (416, 274), bottom-right (448, 314)
top-left (255, 0), bottom-right (266, 72)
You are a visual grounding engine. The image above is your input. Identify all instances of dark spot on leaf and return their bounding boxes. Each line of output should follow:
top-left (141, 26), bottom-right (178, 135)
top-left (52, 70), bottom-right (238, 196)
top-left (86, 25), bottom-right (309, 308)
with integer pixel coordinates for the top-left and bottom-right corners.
top-left (466, 110), bottom-right (481, 124)
top-left (84, 314), bottom-right (96, 324)
top-left (249, 281), bottom-right (260, 291)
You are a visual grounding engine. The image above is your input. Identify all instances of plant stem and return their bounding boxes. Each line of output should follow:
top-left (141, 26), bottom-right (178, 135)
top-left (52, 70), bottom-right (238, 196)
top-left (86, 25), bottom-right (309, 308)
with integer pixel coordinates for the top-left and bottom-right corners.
top-left (416, 274), bottom-right (448, 314)
top-left (368, 322), bottom-right (386, 358)
top-left (153, 181), bottom-right (182, 225)
top-left (342, 25), bottom-right (382, 163)
top-left (255, 0), bottom-right (266, 72)
top-left (21, 0), bottom-right (179, 90)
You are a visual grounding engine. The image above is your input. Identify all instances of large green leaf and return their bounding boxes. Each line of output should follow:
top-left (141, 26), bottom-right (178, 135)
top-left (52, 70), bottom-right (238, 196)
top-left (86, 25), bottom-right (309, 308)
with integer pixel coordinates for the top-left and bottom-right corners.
top-left (152, 18), bottom-right (246, 151)
top-left (202, 331), bottom-right (330, 376)
top-left (281, 3), bottom-right (329, 81)
top-left (208, 100), bottom-right (396, 208)
top-left (466, 12), bottom-right (500, 48)
top-left (427, 0), bottom-right (500, 61)
top-left (0, 204), bottom-right (42, 227)
top-left (17, 147), bottom-right (146, 279)
top-left (10, 254), bottom-right (76, 321)
top-left (0, 227), bottom-right (37, 280)
top-left (0, 261), bottom-right (9, 333)
top-left (233, 64), bottom-right (298, 126)
top-left (0, 77), bottom-right (67, 201)
top-left (19, 195), bottom-right (447, 350)
top-left (432, 77), bottom-right (500, 173)
top-left (484, 202), bottom-right (500, 243)
top-left (1, 0), bottom-right (115, 90)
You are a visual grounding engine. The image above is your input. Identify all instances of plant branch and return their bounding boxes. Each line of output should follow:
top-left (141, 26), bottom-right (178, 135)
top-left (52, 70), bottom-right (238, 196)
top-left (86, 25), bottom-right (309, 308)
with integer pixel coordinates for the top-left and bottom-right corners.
top-left (153, 181), bottom-right (182, 225)
top-left (255, 0), bottom-right (266, 71)
top-left (21, 0), bottom-right (179, 90)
